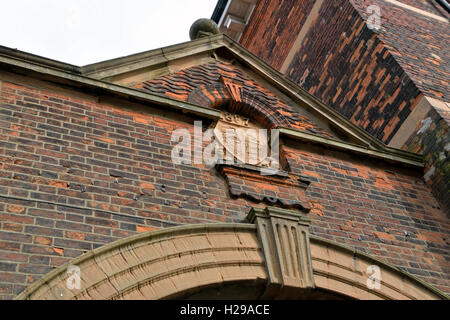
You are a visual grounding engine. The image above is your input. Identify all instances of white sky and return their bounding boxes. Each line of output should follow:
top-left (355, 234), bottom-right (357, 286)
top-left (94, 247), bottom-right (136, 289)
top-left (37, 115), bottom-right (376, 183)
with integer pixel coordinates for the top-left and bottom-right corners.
top-left (0, 0), bottom-right (217, 66)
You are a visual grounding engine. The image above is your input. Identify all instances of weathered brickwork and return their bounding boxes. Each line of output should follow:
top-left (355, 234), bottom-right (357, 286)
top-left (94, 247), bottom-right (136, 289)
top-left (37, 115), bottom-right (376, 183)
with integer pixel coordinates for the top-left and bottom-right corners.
top-left (392, 0), bottom-right (450, 17)
top-left (237, 0), bottom-right (450, 216)
top-left (351, 0), bottom-right (450, 101)
top-left (240, 0), bottom-right (449, 133)
top-left (403, 104), bottom-right (450, 213)
top-left (136, 61), bottom-right (333, 137)
top-left (285, 0), bottom-right (422, 143)
top-left (0, 80), bottom-right (263, 299)
top-left (0, 78), bottom-right (449, 299)
top-left (239, 0), bottom-right (316, 70)
top-left (283, 143), bottom-right (450, 294)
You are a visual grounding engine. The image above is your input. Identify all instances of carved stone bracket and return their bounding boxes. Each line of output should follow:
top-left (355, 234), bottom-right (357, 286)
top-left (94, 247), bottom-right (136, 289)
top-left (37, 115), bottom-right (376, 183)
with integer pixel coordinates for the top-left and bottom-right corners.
top-left (247, 206), bottom-right (315, 292)
top-left (217, 163), bottom-right (311, 211)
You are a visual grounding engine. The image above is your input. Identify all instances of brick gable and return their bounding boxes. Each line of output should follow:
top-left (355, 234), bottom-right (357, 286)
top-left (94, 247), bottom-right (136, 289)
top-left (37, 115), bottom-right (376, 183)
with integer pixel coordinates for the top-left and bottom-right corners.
top-left (135, 61), bottom-right (334, 137)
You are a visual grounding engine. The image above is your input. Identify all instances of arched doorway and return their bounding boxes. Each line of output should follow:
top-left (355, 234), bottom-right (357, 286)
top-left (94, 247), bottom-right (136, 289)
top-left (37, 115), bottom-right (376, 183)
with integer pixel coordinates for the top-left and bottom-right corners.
top-left (15, 207), bottom-right (447, 300)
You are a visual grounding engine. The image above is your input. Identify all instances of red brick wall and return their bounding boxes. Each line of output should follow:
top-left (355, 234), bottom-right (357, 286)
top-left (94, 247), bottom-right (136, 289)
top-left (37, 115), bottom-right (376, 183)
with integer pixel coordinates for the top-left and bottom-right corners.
top-left (238, 0), bottom-right (450, 215)
top-left (284, 143), bottom-right (449, 293)
top-left (241, 0), bottom-right (449, 135)
top-left (351, 0), bottom-right (450, 102)
top-left (0, 80), bottom-right (449, 299)
top-left (283, 0), bottom-right (422, 143)
top-left (240, 0), bottom-right (316, 70)
top-left (0, 80), bottom-right (256, 299)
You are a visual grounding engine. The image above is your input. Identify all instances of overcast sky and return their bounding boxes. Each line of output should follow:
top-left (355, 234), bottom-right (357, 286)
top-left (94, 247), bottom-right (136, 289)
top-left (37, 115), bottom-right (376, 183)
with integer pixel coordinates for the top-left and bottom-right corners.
top-left (0, 0), bottom-right (217, 66)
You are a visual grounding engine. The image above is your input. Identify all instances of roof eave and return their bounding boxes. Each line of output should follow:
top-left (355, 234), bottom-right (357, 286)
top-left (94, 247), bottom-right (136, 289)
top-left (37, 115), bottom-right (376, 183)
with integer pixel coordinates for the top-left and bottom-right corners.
top-left (0, 44), bottom-right (80, 74)
top-left (80, 34), bottom-right (225, 79)
top-left (0, 36), bottom-right (423, 169)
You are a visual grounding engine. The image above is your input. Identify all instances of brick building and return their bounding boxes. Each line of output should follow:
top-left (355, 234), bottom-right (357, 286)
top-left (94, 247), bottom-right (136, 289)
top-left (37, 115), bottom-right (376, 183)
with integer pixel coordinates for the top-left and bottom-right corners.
top-left (214, 0), bottom-right (450, 214)
top-left (0, 1), bottom-right (449, 300)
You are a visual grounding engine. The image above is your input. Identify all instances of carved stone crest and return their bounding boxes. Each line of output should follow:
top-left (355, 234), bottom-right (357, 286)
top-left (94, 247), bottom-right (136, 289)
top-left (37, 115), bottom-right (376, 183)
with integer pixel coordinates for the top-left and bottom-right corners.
top-left (213, 111), bottom-right (277, 168)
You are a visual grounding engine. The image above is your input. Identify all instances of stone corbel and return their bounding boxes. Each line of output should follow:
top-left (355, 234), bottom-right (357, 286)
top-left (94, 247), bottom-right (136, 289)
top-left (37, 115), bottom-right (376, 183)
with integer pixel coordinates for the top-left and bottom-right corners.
top-left (247, 206), bottom-right (315, 293)
top-left (216, 163), bottom-right (311, 211)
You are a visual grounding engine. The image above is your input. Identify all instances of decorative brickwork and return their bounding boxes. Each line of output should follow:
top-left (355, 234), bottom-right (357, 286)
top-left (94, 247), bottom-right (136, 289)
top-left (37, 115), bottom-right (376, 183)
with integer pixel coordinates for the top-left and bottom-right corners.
top-left (135, 61), bottom-right (333, 137)
top-left (216, 164), bottom-right (311, 211)
top-left (240, 0), bottom-right (449, 141)
top-left (0, 78), bottom-right (449, 299)
top-left (239, 0), bottom-right (317, 70)
top-left (352, 0), bottom-right (450, 101)
top-left (0, 2), bottom-right (448, 300)
top-left (284, 0), bottom-right (423, 143)
top-left (236, 0), bottom-right (450, 217)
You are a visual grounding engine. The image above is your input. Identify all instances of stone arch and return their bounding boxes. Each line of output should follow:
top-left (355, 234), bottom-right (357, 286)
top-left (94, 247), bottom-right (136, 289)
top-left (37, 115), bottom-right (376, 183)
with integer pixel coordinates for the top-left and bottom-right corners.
top-left (15, 209), bottom-right (448, 300)
top-left (16, 224), bottom-right (265, 300)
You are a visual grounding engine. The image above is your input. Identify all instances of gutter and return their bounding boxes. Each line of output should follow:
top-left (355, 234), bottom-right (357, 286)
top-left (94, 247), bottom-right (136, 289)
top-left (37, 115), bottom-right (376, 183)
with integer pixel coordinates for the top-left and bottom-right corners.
top-left (0, 45), bottom-right (80, 74)
top-left (211, 0), bottom-right (229, 23)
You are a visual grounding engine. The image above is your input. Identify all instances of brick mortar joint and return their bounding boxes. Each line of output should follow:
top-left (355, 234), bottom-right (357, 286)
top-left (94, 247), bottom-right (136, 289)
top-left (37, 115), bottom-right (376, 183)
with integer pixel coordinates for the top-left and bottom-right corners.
top-left (0, 194), bottom-right (180, 227)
